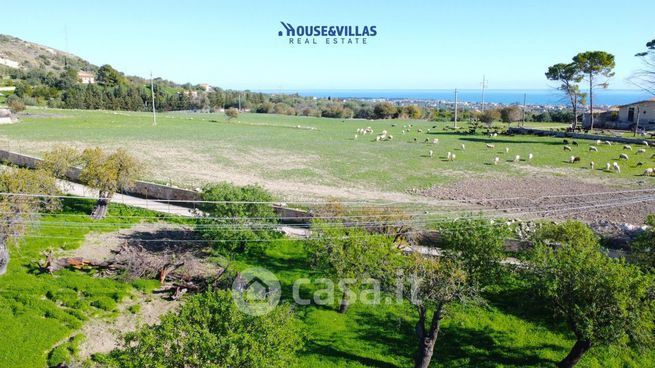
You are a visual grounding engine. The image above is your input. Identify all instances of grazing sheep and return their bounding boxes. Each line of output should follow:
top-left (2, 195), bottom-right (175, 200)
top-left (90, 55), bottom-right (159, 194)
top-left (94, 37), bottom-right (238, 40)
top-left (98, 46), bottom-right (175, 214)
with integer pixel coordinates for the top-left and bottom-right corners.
top-left (388, 135), bottom-right (393, 140)
top-left (402, 130), bottom-right (406, 135)
top-left (651, 153), bottom-right (655, 159)
top-left (486, 144), bottom-right (495, 149)
top-left (589, 146), bottom-right (598, 152)
top-left (450, 153), bottom-right (456, 161)
top-left (492, 133), bottom-right (498, 137)
top-left (382, 130), bottom-right (388, 135)
top-left (494, 157), bottom-right (500, 165)
top-left (572, 141), bottom-right (578, 146)
top-left (424, 138), bottom-right (430, 143)
top-left (623, 145), bottom-right (632, 151)
top-left (642, 141), bottom-right (649, 147)
top-left (613, 161), bottom-right (621, 173)
top-left (637, 161), bottom-right (644, 166)
top-left (429, 150), bottom-right (433, 158)
top-left (596, 139), bottom-right (602, 145)
top-left (432, 138), bottom-right (439, 144)
top-left (605, 162), bottom-right (611, 171)
top-left (590, 161), bottom-right (595, 170)
top-left (413, 137), bottom-right (417, 142)
top-left (605, 141), bottom-right (612, 146)
top-left (619, 153), bottom-right (629, 160)
top-left (447, 152), bottom-right (452, 160)
top-left (461, 144), bottom-right (466, 151)
top-left (563, 139), bottom-right (569, 144)
top-left (427, 129), bottom-right (431, 133)
top-left (418, 129), bottom-right (423, 133)
top-left (528, 153), bottom-right (533, 161)
top-left (569, 156), bottom-right (580, 163)
top-left (636, 148), bottom-right (646, 154)
top-left (505, 147), bottom-right (510, 154)
top-left (563, 145), bottom-right (572, 151)
top-left (514, 155), bottom-right (521, 163)
top-left (354, 134), bottom-right (358, 139)
top-left (644, 168), bottom-right (654, 176)
top-left (376, 136), bottom-right (381, 142)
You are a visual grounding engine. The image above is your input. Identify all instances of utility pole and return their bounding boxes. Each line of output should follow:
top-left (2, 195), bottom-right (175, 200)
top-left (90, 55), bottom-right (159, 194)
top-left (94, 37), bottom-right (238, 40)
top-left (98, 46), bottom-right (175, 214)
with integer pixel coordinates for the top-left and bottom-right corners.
top-left (150, 72), bottom-right (157, 126)
top-left (522, 93), bottom-right (527, 127)
top-left (480, 75), bottom-right (488, 111)
top-left (453, 88), bottom-right (458, 128)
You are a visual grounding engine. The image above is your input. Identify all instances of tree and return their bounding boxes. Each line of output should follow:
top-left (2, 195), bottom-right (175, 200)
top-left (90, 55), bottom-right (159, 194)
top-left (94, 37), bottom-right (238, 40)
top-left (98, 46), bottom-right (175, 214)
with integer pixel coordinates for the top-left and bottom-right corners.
top-left (631, 39), bottom-right (655, 96)
top-left (499, 105), bottom-right (522, 127)
top-left (225, 107), bottom-right (239, 120)
top-left (306, 222), bottom-right (404, 313)
top-left (6, 95), bottom-right (25, 113)
top-left (631, 214), bottom-right (655, 270)
top-left (373, 102), bottom-right (398, 119)
top-left (404, 253), bottom-right (476, 368)
top-left (437, 218), bottom-right (510, 289)
top-left (531, 221), bottom-right (655, 368)
top-left (545, 63), bottom-right (585, 129)
top-left (198, 182), bottom-right (280, 254)
top-left (103, 290), bottom-right (303, 368)
top-left (572, 51), bottom-right (615, 130)
top-left (79, 147), bottom-right (142, 220)
top-left (39, 145), bottom-right (81, 179)
top-left (96, 64), bottom-right (127, 87)
top-left (478, 109), bottom-right (500, 127)
top-left (0, 168), bottom-right (59, 275)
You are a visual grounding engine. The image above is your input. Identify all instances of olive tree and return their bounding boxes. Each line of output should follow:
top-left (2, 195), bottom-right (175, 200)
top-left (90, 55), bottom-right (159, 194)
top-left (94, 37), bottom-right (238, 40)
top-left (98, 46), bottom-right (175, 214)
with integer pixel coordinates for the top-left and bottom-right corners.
top-left (404, 253), bottom-right (476, 368)
top-left (79, 147), bottom-right (142, 219)
top-left (531, 221), bottom-right (655, 368)
top-left (39, 144), bottom-right (81, 179)
top-left (103, 290), bottom-right (303, 368)
top-left (306, 221), bottom-right (404, 313)
top-left (225, 107), bottom-right (239, 120)
top-left (0, 168), bottom-right (59, 275)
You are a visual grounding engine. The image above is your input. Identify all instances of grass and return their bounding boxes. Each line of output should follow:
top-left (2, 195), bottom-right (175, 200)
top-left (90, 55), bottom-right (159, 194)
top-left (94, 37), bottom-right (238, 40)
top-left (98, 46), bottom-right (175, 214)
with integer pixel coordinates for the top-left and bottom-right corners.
top-left (0, 199), bottom-right (165, 368)
top-left (0, 109), bottom-right (650, 200)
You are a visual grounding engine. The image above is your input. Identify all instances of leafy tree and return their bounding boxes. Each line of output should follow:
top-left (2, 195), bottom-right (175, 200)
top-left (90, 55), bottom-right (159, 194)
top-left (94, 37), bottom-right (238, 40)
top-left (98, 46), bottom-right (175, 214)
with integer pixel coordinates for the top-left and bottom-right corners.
top-left (402, 105), bottom-right (424, 119)
top-left (572, 51), bottom-right (615, 130)
top-left (531, 221), bottom-right (655, 368)
top-left (478, 109), bottom-right (500, 127)
top-left (632, 39), bottom-right (655, 96)
top-left (306, 222), bottom-right (404, 313)
top-left (373, 102), bottom-right (398, 119)
top-left (6, 95), bottom-right (25, 113)
top-left (225, 107), bottom-right (239, 120)
top-left (499, 105), bottom-right (522, 127)
top-left (39, 145), bottom-right (81, 179)
top-left (0, 168), bottom-right (59, 275)
top-left (96, 64), bottom-right (127, 87)
top-left (437, 218), bottom-right (510, 289)
top-left (546, 63), bottom-right (586, 129)
top-left (404, 253), bottom-right (476, 368)
top-left (631, 214), bottom-right (655, 270)
top-left (198, 182), bottom-right (280, 254)
top-left (103, 290), bottom-right (303, 368)
top-left (79, 147), bottom-right (142, 219)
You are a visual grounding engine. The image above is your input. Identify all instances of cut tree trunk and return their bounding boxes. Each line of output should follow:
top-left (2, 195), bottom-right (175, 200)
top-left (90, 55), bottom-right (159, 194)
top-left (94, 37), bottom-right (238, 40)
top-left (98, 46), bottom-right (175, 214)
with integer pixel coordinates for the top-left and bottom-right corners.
top-left (415, 305), bottom-right (443, 368)
top-left (0, 242), bottom-right (9, 276)
top-left (339, 285), bottom-right (350, 314)
top-left (557, 340), bottom-right (592, 368)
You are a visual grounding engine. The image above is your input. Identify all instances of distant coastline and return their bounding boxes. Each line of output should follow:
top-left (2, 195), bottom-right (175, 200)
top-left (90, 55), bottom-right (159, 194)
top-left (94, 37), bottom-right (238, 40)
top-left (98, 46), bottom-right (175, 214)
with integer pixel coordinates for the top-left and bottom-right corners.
top-left (257, 89), bottom-right (653, 107)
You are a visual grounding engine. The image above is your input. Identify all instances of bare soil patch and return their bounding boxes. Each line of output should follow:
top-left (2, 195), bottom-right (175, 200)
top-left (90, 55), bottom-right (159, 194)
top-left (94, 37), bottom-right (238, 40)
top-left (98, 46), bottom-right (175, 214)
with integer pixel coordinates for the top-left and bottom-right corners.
top-left (419, 175), bottom-right (655, 225)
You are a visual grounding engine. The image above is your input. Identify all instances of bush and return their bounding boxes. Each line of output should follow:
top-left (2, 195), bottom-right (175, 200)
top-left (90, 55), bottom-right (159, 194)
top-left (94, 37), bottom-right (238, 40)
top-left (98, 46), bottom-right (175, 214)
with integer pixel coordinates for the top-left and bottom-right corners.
top-left (103, 290), bottom-right (303, 368)
top-left (6, 95), bottom-right (25, 113)
top-left (198, 182), bottom-right (280, 254)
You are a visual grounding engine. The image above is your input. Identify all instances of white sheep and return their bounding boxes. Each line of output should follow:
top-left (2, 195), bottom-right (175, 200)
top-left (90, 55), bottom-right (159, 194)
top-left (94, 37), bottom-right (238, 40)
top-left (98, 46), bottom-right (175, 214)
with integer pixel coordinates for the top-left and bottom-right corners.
top-left (376, 136), bottom-right (381, 142)
top-left (447, 152), bottom-right (452, 160)
top-left (432, 138), bottom-right (439, 144)
top-left (563, 145), bottom-right (572, 151)
top-left (486, 144), bottom-right (495, 149)
top-left (589, 146), bottom-right (598, 152)
top-left (514, 155), bottom-right (520, 163)
top-left (569, 155), bottom-right (575, 163)
top-left (636, 148), bottom-right (646, 154)
top-left (642, 141), bottom-right (649, 147)
top-left (605, 140), bottom-right (612, 146)
top-left (450, 153), bottom-right (456, 161)
top-left (643, 168), bottom-right (654, 176)
top-left (461, 144), bottom-right (466, 151)
top-left (418, 128), bottom-right (423, 133)
top-left (623, 145), bottom-right (632, 151)
top-left (429, 150), bottom-right (433, 158)
top-left (605, 162), bottom-right (611, 171)
top-left (354, 134), bottom-right (358, 139)
top-left (619, 153), bottom-right (629, 160)
top-left (596, 139), bottom-right (602, 145)
top-left (494, 157), bottom-right (500, 165)
top-left (528, 153), bottom-right (533, 161)
top-left (613, 161), bottom-right (621, 173)
top-left (388, 135), bottom-right (393, 140)
top-left (492, 133), bottom-right (498, 137)
top-left (505, 147), bottom-right (510, 154)
top-left (590, 161), bottom-right (595, 170)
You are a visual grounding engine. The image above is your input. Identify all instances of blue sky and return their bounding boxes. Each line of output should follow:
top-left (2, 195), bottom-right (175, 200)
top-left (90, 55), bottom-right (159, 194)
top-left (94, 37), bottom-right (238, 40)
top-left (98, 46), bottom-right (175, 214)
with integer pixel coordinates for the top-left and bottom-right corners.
top-left (3, 0), bottom-right (654, 90)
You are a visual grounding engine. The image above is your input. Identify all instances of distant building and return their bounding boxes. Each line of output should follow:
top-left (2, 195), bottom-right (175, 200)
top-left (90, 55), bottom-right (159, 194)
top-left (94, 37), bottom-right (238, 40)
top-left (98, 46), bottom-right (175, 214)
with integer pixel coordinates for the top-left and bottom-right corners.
top-left (77, 71), bottom-right (96, 84)
top-left (199, 83), bottom-right (214, 92)
top-left (583, 98), bottom-right (655, 131)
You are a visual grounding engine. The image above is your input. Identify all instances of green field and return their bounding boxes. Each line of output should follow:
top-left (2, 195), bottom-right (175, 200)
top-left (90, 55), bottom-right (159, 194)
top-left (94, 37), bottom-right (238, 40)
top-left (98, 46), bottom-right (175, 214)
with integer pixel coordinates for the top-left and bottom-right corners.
top-left (0, 108), bottom-right (650, 202)
top-left (3, 202), bottom-right (654, 367)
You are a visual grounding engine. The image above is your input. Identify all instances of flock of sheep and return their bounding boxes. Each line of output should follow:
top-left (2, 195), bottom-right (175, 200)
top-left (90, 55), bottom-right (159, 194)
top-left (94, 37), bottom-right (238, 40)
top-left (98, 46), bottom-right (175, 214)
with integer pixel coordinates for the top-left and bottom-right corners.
top-left (354, 124), bottom-right (655, 177)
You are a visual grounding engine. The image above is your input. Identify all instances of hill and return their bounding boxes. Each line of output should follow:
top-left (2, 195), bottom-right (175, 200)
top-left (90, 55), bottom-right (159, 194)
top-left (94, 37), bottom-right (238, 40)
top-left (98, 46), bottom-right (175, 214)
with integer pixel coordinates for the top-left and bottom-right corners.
top-left (0, 34), bottom-right (96, 73)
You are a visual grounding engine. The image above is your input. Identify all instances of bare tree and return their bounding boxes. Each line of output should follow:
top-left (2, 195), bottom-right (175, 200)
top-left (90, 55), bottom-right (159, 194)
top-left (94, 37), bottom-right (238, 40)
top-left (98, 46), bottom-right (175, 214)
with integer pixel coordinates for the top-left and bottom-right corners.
top-left (631, 39), bottom-right (655, 96)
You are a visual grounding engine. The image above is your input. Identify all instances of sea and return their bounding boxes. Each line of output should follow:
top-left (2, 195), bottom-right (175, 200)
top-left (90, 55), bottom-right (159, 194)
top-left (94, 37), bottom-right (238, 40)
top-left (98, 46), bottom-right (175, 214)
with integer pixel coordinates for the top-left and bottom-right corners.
top-left (259, 89), bottom-right (653, 107)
